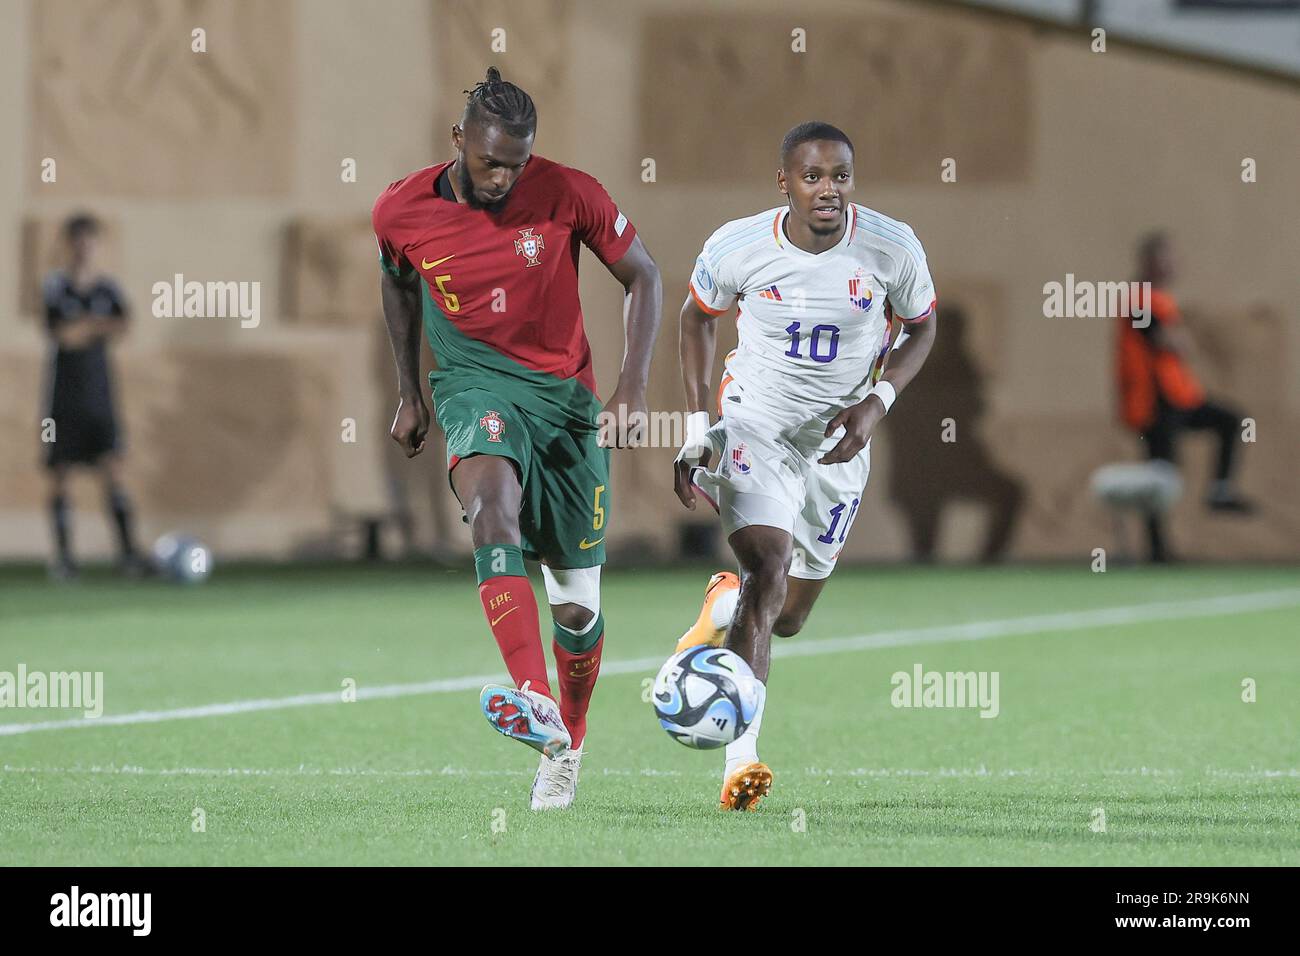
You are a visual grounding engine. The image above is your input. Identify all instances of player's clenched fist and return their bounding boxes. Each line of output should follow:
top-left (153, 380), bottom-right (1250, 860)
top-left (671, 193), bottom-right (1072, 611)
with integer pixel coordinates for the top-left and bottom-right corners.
top-left (390, 397), bottom-right (429, 458)
top-left (673, 410), bottom-right (713, 509)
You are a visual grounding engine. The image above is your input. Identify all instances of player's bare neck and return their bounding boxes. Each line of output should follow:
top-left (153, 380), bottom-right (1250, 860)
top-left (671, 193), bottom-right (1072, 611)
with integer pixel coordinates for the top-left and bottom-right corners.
top-left (783, 213), bottom-right (843, 255)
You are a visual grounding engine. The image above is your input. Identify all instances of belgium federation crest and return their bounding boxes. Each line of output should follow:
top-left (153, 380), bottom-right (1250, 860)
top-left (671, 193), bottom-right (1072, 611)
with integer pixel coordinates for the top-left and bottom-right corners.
top-left (479, 410), bottom-right (507, 442)
top-left (514, 227), bottom-right (546, 267)
top-left (848, 269), bottom-right (874, 313)
top-left (730, 441), bottom-right (752, 475)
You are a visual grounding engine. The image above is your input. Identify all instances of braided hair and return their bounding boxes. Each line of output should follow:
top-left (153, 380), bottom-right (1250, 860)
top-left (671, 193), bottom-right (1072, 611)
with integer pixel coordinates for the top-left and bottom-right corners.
top-left (463, 67), bottom-right (537, 139)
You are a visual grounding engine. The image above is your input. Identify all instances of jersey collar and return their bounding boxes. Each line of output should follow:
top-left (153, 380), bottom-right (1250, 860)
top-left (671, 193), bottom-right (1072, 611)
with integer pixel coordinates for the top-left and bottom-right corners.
top-left (432, 162), bottom-right (458, 203)
top-left (773, 204), bottom-right (856, 259)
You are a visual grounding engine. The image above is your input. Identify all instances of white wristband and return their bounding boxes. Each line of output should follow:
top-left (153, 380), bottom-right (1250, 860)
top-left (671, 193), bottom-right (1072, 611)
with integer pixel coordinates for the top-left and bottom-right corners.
top-left (867, 380), bottom-right (897, 414)
top-left (684, 410), bottom-right (711, 446)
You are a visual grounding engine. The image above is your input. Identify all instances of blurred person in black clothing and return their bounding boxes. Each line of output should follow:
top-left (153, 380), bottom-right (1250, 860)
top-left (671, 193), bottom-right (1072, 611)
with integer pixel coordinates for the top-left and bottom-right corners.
top-left (42, 213), bottom-right (144, 578)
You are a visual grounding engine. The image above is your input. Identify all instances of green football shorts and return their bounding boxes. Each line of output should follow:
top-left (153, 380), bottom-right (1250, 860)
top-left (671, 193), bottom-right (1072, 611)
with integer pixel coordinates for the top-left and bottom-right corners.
top-left (436, 388), bottom-right (610, 569)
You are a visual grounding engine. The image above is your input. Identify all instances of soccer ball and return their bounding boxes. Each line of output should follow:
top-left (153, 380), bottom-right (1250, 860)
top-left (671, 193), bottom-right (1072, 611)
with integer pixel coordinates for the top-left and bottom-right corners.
top-left (653, 645), bottom-right (761, 749)
top-left (152, 533), bottom-right (213, 584)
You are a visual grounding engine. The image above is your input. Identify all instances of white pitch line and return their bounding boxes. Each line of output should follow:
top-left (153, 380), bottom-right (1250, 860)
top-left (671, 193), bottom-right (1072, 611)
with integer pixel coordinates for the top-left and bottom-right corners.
top-left (0, 587), bottom-right (1296, 738)
top-left (1, 764), bottom-right (1295, 779)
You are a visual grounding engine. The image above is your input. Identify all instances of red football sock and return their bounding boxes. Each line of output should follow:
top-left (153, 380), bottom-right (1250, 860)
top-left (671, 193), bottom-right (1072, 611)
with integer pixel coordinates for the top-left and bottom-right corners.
top-left (479, 576), bottom-right (552, 699)
top-left (552, 633), bottom-right (603, 749)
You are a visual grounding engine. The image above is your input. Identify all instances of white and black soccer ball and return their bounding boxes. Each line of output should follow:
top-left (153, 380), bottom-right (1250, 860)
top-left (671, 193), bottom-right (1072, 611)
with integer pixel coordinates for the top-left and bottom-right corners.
top-left (152, 533), bottom-right (213, 584)
top-left (653, 645), bottom-right (761, 749)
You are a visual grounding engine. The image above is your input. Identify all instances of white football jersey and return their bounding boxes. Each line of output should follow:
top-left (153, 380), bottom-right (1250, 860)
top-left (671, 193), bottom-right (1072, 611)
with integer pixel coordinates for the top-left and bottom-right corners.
top-left (689, 204), bottom-right (936, 426)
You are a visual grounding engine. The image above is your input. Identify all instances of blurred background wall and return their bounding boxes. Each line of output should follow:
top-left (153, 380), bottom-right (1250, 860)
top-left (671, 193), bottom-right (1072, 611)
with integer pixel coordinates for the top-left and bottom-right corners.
top-left (1, 0), bottom-right (1297, 563)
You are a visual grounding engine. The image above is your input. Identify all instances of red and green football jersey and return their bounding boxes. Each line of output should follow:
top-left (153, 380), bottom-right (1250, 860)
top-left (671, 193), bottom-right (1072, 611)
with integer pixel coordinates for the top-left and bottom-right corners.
top-left (372, 156), bottom-right (636, 430)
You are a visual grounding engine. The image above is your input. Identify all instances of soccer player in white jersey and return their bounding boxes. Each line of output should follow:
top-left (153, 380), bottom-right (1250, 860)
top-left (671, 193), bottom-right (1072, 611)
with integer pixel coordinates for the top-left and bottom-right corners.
top-left (672, 122), bottom-right (938, 810)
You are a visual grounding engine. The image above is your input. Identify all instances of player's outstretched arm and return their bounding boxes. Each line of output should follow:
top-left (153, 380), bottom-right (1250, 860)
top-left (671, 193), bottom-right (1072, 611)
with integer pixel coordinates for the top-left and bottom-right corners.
top-left (674, 293), bottom-right (722, 508)
top-left (380, 270), bottom-right (430, 458)
top-left (820, 310), bottom-right (939, 465)
top-left (601, 234), bottom-right (662, 448)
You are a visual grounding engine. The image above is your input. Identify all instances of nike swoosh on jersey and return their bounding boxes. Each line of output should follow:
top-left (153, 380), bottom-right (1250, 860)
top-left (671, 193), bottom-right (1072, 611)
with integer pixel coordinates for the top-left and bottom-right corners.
top-left (578, 537), bottom-right (604, 550)
top-left (421, 255), bottom-right (454, 270)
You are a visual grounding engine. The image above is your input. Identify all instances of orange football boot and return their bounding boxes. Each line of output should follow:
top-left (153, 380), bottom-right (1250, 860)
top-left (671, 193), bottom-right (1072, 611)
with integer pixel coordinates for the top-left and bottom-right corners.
top-left (719, 761), bottom-right (773, 811)
top-left (674, 571), bottom-right (740, 652)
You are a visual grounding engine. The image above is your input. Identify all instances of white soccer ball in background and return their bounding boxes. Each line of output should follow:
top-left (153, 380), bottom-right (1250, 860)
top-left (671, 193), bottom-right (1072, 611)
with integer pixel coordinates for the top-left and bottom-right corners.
top-left (653, 645), bottom-right (761, 749)
top-left (152, 533), bottom-right (213, 584)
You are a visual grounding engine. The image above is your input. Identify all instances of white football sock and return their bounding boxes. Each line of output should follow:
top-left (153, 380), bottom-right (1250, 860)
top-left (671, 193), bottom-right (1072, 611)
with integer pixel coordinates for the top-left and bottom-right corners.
top-left (725, 681), bottom-right (766, 773)
top-left (710, 587), bottom-right (740, 630)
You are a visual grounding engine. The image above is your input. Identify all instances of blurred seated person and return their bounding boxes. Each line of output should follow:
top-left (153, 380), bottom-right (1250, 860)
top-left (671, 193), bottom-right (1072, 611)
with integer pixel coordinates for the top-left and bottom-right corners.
top-left (1116, 232), bottom-right (1254, 562)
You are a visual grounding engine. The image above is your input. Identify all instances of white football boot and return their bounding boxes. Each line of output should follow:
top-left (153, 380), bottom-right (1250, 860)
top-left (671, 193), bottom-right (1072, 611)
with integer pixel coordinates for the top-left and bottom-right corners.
top-left (479, 680), bottom-right (572, 758)
top-left (530, 746), bottom-right (584, 811)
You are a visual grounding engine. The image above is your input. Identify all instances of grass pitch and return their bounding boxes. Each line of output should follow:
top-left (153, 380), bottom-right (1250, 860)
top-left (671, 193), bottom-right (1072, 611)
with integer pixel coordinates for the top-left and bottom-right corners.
top-left (0, 562), bottom-right (1296, 866)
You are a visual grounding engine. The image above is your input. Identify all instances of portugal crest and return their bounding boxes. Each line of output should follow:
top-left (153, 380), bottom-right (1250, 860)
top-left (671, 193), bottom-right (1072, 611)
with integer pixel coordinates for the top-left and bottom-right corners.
top-left (479, 410), bottom-right (507, 442)
top-left (514, 227), bottom-right (545, 267)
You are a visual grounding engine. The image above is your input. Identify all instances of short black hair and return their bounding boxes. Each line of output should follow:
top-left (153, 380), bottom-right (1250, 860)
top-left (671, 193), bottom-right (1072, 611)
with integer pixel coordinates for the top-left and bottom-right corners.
top-left (780, 121), bottom-right (854, 168)
top-left (463, 66), bottom-right (537, 139)
top-left (63, 212), bottom-right (100, 241)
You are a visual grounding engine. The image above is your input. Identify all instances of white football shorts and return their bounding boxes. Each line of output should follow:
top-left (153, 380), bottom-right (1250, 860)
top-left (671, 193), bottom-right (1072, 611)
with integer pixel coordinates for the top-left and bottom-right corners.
top-left (692, 375), bottom-right (870, 580)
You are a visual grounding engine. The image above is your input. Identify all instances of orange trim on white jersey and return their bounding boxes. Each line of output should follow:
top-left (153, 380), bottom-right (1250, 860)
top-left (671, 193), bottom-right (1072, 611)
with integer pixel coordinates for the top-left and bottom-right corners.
top-left (716, 372), bottom-right (734, 417)
top-left (688, 282), bottom-right (728, 316)
top-left (773, 205), bottom-right (856, 247)
top-left (716, 348), bottom-right (738, 416)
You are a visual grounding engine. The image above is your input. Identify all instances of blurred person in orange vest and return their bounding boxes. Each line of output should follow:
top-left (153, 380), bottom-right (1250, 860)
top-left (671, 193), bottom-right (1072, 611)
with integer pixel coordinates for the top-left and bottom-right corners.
top-left (1117, 232), bottom-right (1253, 562)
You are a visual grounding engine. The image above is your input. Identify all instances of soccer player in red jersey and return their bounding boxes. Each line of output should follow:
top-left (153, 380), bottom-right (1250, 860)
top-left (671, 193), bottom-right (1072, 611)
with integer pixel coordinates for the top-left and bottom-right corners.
top-left (373, 68), bottom-right (662, 809)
